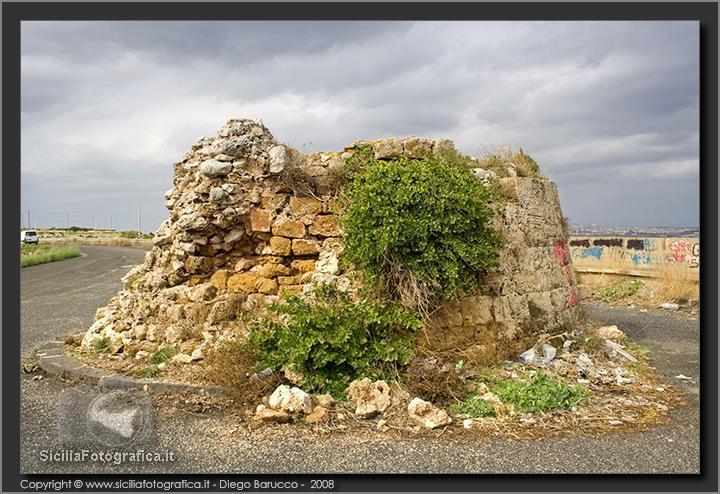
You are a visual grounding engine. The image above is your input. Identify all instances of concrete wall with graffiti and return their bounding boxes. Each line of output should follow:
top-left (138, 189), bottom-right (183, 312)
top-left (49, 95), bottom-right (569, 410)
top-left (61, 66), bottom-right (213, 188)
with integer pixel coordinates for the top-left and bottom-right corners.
top-left (568, 237), bottom-right (699, 278)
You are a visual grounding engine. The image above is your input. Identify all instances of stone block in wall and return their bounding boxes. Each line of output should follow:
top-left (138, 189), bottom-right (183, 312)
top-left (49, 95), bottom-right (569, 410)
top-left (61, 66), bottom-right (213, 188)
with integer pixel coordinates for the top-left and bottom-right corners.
top-left (269, 236), bottom-right (292, 256)
top-left (257, 278), bottom-right (279, 295)
top-left (526, 291), bottom-right (554, 319)
top-left (291, 259), bottom-right (317, 274)
top-left (431, 303), bottom-right (463, 329)
top-left (292, 239), bottom-right (319, 256)
top-left (184, 256), bottom-right (212, 274)
top-left (402, 137), bottom-right (433, 158)
top-left (460, 296), bottom-right (494, 326)
top-left (290, 196), bottom-right (323, 215)
top-left (279, 284), bottom-right (305, 296)
top-left (250, 209), bottom-right (272, 232)
top-left (253, 263), bottom-right (291, 277)
top-left (227, 273), bottom-right (258, 293)
top-left (210, 269), bottom-right (228, 290)
top-left (272, 219), bottom-right (306, 238)
top-left (372, 138), bottom-right (403, 160)
top-left (278, 275), bottom-right (303, 285)
top-left (261, 193), bottom-right (289, 210)
top-left (309, 215), bottom-right (341, 237)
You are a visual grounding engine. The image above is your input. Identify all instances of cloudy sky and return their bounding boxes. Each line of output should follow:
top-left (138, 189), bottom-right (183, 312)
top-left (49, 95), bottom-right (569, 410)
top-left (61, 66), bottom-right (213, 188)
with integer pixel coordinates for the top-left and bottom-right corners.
top-left (21, 21), bottom-right (699, 232)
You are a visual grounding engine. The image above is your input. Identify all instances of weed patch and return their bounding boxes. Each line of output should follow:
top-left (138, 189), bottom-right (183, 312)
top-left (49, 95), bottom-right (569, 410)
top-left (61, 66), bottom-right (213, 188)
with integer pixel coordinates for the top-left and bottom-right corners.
top-left (91, 336), bottom-right (111, 353)
top-left (21, 244), bottom-right (81, 268)
top-left (450, 395), bottom-right (495, 418)
top-left (150, 347), bottom-right (176, 364)
top-left (596, 279), bottom-right (645, 302)
top-left (492, 372), bottom-right (588, 413)
top-left (134, 366), bottom-right (162, 379)
top-left (250, 284), bottom-right (421, 397)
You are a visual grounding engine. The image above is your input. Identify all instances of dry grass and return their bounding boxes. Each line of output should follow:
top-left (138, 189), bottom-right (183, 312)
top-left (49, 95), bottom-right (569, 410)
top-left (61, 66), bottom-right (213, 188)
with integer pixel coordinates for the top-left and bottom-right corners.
top-left (200, 339), bottom-right (284, 407)
top-left (642, 264), bottom-right (699, 305)
top-left (578, 266), bottom-right (699, 308)
top-left (473, 145), bottom-right (543, 179)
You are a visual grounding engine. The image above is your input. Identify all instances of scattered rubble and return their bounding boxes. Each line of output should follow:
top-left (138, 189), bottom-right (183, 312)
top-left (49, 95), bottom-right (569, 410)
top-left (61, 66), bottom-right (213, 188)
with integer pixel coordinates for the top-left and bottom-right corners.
top-left (268, 385), bottom-right (313, 414)
top-left (407, 397), bottom-right (452, 429)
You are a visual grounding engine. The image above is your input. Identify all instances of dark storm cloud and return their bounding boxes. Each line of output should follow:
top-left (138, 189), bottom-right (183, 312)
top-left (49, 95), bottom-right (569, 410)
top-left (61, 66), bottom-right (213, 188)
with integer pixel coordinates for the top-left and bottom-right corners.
top-left (21, 21), bottom-right (699, 231)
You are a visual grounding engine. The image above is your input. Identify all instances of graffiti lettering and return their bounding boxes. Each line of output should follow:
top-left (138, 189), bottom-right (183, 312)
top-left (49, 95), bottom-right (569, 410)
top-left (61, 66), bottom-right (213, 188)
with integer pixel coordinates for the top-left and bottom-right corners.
top-left (572, 246), bottom-right (604, 260)
top-left (553, 240), bottom-right (569, 265)
top-left (593, 238), bottom-right (622, 247)
top-left (569, 239), bottom-right (590, 247)
top-left (626, 239), bottom-right (644, 250)
top-left (631, 254), bottom-right (653, 265)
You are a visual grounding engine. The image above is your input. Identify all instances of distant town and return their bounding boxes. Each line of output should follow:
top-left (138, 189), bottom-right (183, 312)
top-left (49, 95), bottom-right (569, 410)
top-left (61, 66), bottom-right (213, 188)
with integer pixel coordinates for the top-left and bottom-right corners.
top-left (569, 225), bottom-right (700, 238)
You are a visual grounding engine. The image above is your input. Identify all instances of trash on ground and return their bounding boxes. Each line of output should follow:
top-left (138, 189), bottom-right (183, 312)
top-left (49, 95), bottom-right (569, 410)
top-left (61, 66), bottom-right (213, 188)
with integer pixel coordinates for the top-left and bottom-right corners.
top-left (659, 303), bottom-right (680, 310)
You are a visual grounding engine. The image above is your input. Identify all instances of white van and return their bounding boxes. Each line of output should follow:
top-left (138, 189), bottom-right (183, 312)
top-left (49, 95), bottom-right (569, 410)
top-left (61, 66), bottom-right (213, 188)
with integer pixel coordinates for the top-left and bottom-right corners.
top-left (21, 230), bottom-right (39, 244)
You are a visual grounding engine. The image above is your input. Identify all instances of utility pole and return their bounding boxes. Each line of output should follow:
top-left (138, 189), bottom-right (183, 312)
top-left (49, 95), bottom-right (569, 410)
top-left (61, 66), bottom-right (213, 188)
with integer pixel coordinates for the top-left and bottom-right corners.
top-left (66, 212), bottom-right (70, 230)
top-left (27, 210), bottom-right (30, 229)
top-left (93, 218), bottom-right (97, 230)
top-left (137, 202), bottom-right (142, 235)
top-left (108, 204), bottom-right (112, 231)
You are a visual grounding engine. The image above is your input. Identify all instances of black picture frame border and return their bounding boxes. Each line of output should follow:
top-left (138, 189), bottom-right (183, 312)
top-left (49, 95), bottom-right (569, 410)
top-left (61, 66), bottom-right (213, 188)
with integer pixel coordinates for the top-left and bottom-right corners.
top-left (2, 2), bottom-right (717, 492)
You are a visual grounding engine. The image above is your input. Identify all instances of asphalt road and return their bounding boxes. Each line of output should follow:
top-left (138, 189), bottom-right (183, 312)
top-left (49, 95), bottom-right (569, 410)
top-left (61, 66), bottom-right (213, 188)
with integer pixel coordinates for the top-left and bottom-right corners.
top-left (19, 246), bottom-right (700, 474)
top-left (20, 245), bottom-right (147, 358)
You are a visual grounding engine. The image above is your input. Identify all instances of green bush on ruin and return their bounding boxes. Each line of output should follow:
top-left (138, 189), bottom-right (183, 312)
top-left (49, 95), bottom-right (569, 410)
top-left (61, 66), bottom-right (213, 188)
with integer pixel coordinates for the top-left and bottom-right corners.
top-left (249, 284), bottom-right (421, 397)
top-left (340, 146), bottom-right (502, 310)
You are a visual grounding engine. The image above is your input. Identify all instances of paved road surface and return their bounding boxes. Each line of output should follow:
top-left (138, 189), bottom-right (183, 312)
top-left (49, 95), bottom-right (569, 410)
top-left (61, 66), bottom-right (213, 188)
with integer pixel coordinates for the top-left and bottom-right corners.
top-left (20, 246), bottom-right (700, 474)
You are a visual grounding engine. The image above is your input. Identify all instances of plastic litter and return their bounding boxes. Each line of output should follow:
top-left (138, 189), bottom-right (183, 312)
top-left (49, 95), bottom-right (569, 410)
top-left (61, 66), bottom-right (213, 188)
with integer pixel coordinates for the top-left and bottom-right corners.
top-left (519, 344), bottom-right (557, 365)
top-left (604, 339), bottom-right (637, 362)
top-left (659, 302), bottom-right (680, 310)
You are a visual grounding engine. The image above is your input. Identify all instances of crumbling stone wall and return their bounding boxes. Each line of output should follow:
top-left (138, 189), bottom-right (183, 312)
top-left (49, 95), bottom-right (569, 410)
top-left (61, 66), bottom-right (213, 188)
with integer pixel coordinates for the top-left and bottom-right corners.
top-left (82, 118), bottom-right (578, 365)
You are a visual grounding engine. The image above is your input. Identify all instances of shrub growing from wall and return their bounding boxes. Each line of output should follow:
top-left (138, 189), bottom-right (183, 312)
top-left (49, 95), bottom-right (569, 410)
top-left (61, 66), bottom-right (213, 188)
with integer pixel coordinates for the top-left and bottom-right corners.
top-left (341, 147), bottom-right (502, 311)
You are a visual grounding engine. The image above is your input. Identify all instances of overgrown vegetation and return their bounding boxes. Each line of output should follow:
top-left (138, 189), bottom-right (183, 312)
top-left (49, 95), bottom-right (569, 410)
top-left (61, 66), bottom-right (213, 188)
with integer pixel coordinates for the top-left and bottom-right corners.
top-left (203, 339), bottom-right (283, 405)
top-left (249, 284), bottom-right (421, 396)
top-left (91, 336), bottom-right (111, 353)
top-left (450, 395), bottom-right (496, 418)
top-left (21, 244), bottom-right (81, 268)
top-left (492, 372), bottom-right (588, 413)
top-left (134, 366), bottom-right (162, 379)
top-left (472, 146), bottom-right (544, 179)
top-left (150, 346), bottom-right (176, 364)
top-left (119, 231), bottom-right (154, 239)
top-left (341, 146), bottom-right (502, 311)
top-left (596, 278), bottom-right (645, 301)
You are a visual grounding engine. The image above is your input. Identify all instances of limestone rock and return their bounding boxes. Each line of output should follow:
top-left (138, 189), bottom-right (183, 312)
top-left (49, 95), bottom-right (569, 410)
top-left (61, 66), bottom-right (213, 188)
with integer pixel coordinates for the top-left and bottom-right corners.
top-left (268, 385), bottom-right (313, 414)
top-left (200, 159), bottom-right (233, 177)
top-left (305, 406), bottom-right (329, 424)
top-left (595, 325), bottom-right (625, 342)
top-left (269, 145), bottom-right (289, 174)
top-left (407, 397), bottom-right (451, 429)
top-left (346, 379), bottom-right (393, 418)
top-left (315, 252), bottom-right (339, 275)
top-left (255, 406), bottom-right (290, 423)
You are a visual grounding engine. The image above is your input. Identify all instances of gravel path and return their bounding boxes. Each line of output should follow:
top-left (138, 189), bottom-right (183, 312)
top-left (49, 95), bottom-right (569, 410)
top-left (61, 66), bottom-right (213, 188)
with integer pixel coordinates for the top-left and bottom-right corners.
top-left (20, 247), bottom-right (700, 474)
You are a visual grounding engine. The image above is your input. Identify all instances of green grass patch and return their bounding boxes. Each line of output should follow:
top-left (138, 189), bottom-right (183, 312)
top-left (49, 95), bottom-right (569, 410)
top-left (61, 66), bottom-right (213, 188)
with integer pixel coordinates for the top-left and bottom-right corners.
top-left (22, 361), bottom-right (39, 373)
top-left (596, 279), bottom-right (645, 302)
top-left (134, 366), bottom-right (162, 379)
top-left (150, 347), bottom-right (176, 364)
top-left (450, 395), bottom-right (496, 418)
top-left (250, 284), bottom-right (421, 397)
top-left (623, 339), bottom-right (651, 359)
top-left (491, 372), bottom-right (588, 413)
top-left (91, 336), bottom-right (112, 353)
top-left (21, 244), bottom-right (81, 268)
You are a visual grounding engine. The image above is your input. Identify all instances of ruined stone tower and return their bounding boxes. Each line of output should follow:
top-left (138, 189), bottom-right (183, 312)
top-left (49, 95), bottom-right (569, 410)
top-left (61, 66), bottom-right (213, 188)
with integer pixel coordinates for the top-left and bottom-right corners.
top-left (82, 118), bottom-right (579, 364)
